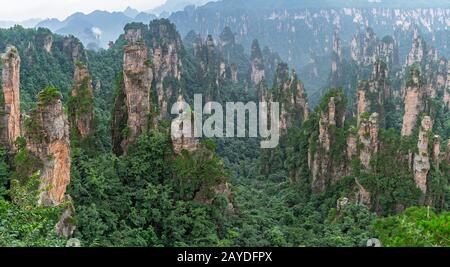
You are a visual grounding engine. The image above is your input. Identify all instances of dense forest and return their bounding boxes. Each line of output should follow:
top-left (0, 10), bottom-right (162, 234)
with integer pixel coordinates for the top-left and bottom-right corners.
top-left (0, 4), bottom-right (449, 247)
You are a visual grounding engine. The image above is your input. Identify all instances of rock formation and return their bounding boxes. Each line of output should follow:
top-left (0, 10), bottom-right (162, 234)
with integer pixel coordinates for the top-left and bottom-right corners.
top-left (406, 36), bottom-right (427, 66)
top-left (376, 35), bottom-right (399, 66)
top-left (25, 88), bottom-right (71, 206)
top-left (350, 27), bottom-right (377, 66)
top-left (1, 46), bottom-right (21, 151)
top-left (401, 65), bottom-right (426, 136)
top-left (172, 95), bottom-right (199, 154)
top-left (69, 62), bottom-right (94, 138)
top-left (266, 64), bottom-right (309, 132)
top-left (250, 39), bottom-right (265, 85)
top-left (62, 36), bottom-right (83, 62)
top-left (149, 20), bottom-right (183, 119)
top-left (358, 113), bottom-right (379, 170)
top-left (121, 27), bottom-right (153, 153)
top-left (444, 65), bottom-right (450, 108)
top-left (413, 116), bottom-right (432, 194)
top-left (309, 92), bottom-right (346, 193)
top-left (357, 60), bottom-right (389, 125)
top-left (331, 33), bottom-right (342, 75)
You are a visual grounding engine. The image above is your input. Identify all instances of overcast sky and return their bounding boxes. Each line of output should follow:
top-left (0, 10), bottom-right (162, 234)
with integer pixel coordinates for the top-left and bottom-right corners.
top-left (0, 0), bottom-right (166, 21)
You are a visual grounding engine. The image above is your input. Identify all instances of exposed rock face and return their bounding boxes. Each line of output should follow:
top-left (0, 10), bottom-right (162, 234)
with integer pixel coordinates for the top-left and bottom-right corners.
top-left (121, 28), bottom-right (153, 153)
top-left (357, 60), bottom-right (388, 126)
top-left (231, 64), bottom-right (238, 83)
top-left (432, 135), bottom-right (441, 168)
top-left (43, 35), bottom-right (53, 53)
top-left (309, 93), bottom-right (346, 193)
top-left (444, 67), bottom-right (450, 108)
top-left (331, 34), bottom-right (342, 74)
top-left (195, 182), bottom-right (234, 212)
top-left (406, 36), bottom-right (427, 66)
top-left (358, 113), bottom-right (379, 170)
top-left (376, 35), bottom-right (399, 66)
top-left (70, 63), bottom-right (94, 138)
top-left (266, 64), bottom-right (309, 132)
top-left (413, 116), bottom-right (432, 194)
top-left (172, 95), bottom-right (199, 154)
top-left (401, 66), bottom-right (425, 136)
top-left (350, 27), bottom-right (377, 66)
top-left (355, 178), bottom-right (371, 206)
top-left (150, 20), bottom-right (183, 119)
top-left (1, 46), bottom-right (21, 151)
top-left (25, 91), bottom-right (71, 206)
top-left (63, 36), bottom-right (82, 62)
top-left (250, 39), bottom-right (265, 85)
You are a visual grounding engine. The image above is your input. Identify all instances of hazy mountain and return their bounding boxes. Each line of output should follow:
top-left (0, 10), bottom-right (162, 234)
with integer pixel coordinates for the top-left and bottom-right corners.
top-left (36, 9), bottom-right (156, 50)
top-left (0, 18), bottom-right (41, 29)
top-left (149, 0), bottom-right (218, 15)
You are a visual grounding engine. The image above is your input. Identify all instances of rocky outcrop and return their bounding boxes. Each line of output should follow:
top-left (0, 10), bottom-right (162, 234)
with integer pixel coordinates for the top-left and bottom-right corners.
top-left (355, 178), bottom-right (371, 206)
top-left (331, 34), bottom-right (342, 74)
top-left (309, 92), bottom-right (346, 193)
top-left (25, 88), bottom-right (71, 206)
top-left (413, 116), bottom-right (432, 194)
top-left (62, 36), bottom-right (82, 62)
top-left (350, 27), bottom-right (377, 66)
top-left (267, 64), bottom-right (309, 132)
top-left (357, 60), bottom-right (389, 125)
top-left (401, 66), bottom-right (426, 136)
top-left (250, 39), bottom-right (265, 85)
top-left (231, 64), bottom-right (238, 83)
top-left (406, 36), bottom-right (427, 66)
top-left (376, 35), bottom-right (399, 66)
top-left (358, 113), bottom-right (379, 170)
top-left (172, 95), bottom-right (199, 154)
top-left (444, 67), bottom-right (450, 108)
top-left (1, 46), bottom-right (21, 151)
top-left (121, 27), bottom-right (153, 153)
top-left (69, 63), bottom-right (94, 138)
top-left (149, 20), bottom-right (183, 119)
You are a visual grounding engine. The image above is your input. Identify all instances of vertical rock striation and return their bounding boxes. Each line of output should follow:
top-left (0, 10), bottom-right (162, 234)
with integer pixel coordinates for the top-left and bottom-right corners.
top-left (401, 66), bottom-right (425, 136)
top-left (250, 39), bottom-right (265, 85)
top-left (1, 46), bottom-right (21, 151)
top-left (413, 116), bottom-right (432, 194)
top-left (69, 63), bottom-right (94, 138)
top-left (121, 27), bottom-right (153, 153)
top-left (25, 89), bottom-right (71, 206)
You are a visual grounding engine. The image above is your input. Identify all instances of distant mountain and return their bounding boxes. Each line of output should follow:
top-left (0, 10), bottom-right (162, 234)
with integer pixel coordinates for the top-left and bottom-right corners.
top-left (36, 9), bottom-right (156, 50)
top-left (0, 18), bottom-right (41, 29)
top-left (149, 0), bottom-right (218, 15)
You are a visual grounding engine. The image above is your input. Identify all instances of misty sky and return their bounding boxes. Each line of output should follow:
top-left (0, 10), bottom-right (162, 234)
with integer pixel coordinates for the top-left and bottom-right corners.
top-left (0, 0), bottom-right (166, 21)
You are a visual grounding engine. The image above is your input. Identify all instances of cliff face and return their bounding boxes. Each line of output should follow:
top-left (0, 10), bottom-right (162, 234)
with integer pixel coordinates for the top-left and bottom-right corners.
top-left (63, 36), bottom-right (83, 62)
top-left (172, 95), bottom-right (199, 154)
top-left (121, 28), bottom-right (153, 153)
top-left (69, 63), bottom-right (95, 138)
top-left (1, 46), bottom-right (21, 151)
top-left (401, 66), bottom-right (425, 136)
top-left (350, 28), bottom-right (378, 66)
top-left (357, 60), bottom-right (389, 125)
top-left (267, 64), bottom-right (309, 132)
top-left (376, 36), bottom-right (399, 66)
top-left (250, 39), bottom-right (265, 85)
top-left (445, 67), bottom-right (450, 108)
top-left (413, 116), bottom-right (432, 195)
top-left (406, 37), bottom-right (427, 66)
top-left (309, 93), bottom-right (346, 193)
top-left (25, 90), bottom-right (71, 206)
top-left (149, 20), bottom-right (183, 119)
top-left (358, 113), bottom-right (379, 170)
top-left (330, 34), bottom-right (342, 83)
